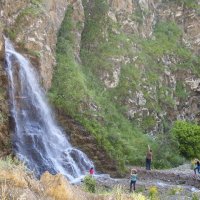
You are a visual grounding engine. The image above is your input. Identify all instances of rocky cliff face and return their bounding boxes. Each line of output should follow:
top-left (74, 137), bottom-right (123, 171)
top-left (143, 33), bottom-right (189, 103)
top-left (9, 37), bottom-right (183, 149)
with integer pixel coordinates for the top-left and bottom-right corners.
top-left (90, 0), bottom-right (200, 134)
top-left (0, 0), bottom-right (84, 155)
top-left (0, 36), bottom-right (11, 156)
top-left (1, 0), bottom-right (200, 172)
top-left (0, 0), bottom-right (69, 89)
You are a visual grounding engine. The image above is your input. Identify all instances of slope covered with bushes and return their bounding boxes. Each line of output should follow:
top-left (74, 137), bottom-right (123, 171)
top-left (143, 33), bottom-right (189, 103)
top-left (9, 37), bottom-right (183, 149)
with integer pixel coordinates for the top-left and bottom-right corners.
top-left (49, 0), bottom-right (195, 173)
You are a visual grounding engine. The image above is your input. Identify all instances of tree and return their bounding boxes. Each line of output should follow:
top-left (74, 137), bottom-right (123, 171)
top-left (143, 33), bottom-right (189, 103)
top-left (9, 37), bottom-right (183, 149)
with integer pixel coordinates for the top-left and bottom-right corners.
top-left (172, 120), bottom-right (200, 159)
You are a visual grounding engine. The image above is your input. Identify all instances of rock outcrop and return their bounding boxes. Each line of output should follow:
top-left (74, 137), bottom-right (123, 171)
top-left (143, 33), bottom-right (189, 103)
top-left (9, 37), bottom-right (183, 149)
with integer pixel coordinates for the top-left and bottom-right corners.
top-left (0, 0), bottom-right (86, 155)
top-left (0, 0), bottom-right (69, 89)
top-left (97, 0), bottom-right (200, 134)
top-left (0, 33), bottom-right (10, 155)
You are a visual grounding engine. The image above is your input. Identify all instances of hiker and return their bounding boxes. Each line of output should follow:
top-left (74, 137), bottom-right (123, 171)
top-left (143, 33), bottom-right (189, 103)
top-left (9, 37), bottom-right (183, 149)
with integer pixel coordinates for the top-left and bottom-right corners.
top-left (130, 168), bottom-right (137, 192)
top-left (146, 145), bottom-right (153, 170)
top-left (89, 167), bottom-right (94, 176)
top-left (194, 160), bottom-right (200, 175)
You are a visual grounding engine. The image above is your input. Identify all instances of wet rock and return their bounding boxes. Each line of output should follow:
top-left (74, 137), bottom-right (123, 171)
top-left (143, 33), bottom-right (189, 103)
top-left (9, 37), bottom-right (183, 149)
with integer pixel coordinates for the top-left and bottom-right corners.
top-left (0, 35), bottom-right (4, 61)
top-left (55, 109), bottom-right (120, 177)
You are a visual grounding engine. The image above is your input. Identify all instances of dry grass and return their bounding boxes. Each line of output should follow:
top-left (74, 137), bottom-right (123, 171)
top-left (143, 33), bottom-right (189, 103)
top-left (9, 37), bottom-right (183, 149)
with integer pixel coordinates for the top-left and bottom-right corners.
top-left (0, 157), bottom-right (46, 200)
top-left (41, 171), bottom-right (75, 200)
top-left (0, 157), bottom-right (148, 200)
top-left (100, 185), bottom-right (147, 200)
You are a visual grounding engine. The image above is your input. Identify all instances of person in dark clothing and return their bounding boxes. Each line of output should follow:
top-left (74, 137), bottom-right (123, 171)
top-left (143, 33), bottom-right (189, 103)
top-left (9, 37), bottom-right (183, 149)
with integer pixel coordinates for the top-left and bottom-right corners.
top-left (194, 160), bottom-right (200, 174)
top-left (146, 145), bottom-right (153, 170)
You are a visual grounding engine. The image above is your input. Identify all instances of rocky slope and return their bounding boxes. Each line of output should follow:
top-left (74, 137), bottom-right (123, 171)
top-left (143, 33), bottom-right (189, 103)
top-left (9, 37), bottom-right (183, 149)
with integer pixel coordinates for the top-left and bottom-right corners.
top-left (0, 0), bottom-right (118, 174)
top-left (96, 0), bottom-right (200, 134)
top-left (0, 0), bottom-right (69, 89)
top-left (0, 54), bottom-right (9, 155)
top-left (0, 0), bottom-right (81, 155)
top-left (1, 0), bottom-right (200, 174)
top-left (50, 0), bottom-right (200, 171)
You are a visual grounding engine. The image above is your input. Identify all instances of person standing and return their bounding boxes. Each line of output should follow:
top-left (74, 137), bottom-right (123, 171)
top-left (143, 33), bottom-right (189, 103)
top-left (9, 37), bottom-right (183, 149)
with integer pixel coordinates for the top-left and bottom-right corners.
top-left (130, 169), bottom-right (137, 192)
top-left (194, 160), bottom-right (200, 175)
top-left (146, 145), bottom-right (153, 170)
top-left (89, 167), bottom-right (94, 176)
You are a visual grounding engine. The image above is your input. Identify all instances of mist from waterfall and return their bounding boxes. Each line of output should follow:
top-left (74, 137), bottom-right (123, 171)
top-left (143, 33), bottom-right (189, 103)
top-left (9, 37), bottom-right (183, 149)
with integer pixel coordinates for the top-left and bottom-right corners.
top-left (4, 38), bottom-right (93, 181)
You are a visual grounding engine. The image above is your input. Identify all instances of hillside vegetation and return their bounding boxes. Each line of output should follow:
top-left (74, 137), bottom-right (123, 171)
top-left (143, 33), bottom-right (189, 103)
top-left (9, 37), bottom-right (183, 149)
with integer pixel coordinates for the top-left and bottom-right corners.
top-left (49, 0), bottom-right (200, 173)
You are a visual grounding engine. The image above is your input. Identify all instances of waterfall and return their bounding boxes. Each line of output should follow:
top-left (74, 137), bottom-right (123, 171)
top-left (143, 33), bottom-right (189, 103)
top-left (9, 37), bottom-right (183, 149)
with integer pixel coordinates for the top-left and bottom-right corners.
top-left (4, 38), bottom-right (94, 181)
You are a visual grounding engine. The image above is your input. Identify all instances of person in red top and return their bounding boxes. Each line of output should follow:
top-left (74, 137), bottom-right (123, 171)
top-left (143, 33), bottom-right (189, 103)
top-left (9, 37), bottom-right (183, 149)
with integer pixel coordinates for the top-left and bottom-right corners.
top-left (89, 167), bottom-right (94, 175)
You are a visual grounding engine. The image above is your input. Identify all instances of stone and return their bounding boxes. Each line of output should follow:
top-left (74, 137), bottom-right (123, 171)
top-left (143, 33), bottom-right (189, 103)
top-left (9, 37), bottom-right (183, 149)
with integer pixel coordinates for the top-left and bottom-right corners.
top-left (0, 33), bottom-right (4, 61)
top-left (109, 0), bottom-right (133, 13)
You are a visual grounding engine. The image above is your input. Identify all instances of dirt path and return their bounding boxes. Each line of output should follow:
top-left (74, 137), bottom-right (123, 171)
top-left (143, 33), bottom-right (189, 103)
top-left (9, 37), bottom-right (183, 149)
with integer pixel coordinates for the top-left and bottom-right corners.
top-left (136, 164), bottom-right (200, 188)
top-left (95, 164), bottom-right (200, 199)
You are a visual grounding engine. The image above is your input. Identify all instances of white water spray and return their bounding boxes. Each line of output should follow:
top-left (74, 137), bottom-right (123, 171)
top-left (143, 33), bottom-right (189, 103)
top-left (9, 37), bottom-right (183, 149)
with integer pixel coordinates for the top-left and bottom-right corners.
top-left (4, 38), bottom-right (93, 181)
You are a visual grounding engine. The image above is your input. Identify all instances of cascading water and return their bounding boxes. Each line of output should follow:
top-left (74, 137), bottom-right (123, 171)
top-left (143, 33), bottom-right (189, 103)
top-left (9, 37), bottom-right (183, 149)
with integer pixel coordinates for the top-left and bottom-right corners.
top-left (4, 37), bottom-right (94, 181)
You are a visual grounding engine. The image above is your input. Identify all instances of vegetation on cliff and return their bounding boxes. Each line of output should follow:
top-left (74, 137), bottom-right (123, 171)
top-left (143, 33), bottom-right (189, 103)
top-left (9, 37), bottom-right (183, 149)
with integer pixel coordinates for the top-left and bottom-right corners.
top-left (5, 0), bottom-right (43, 42)
top-left (172, 0), bottom-right (199, 9)
top-left (49, 0), bottom-right (198, 173)
top-left (49, 4), bottom-right (150, 173)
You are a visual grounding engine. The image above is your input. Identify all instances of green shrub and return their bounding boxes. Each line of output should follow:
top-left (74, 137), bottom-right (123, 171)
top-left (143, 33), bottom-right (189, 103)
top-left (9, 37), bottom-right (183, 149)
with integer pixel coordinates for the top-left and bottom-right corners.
top-left (172, 121), bottom-right (200, 159)
top-left (149, 186), bottom-right (159, 200)
top-left (83, 175), bottom-right (96, 193)
top-left (152, 132), bottom-right (184, 169)
top-left (192, 193), bottom-right (200, 200)
top-left (169, 187), bottom-right (182, 195)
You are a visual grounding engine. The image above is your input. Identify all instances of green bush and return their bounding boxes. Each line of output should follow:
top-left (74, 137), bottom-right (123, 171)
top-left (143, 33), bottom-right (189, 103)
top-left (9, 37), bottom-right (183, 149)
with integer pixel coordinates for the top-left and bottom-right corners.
top-left (152, 132), bottom-right (184, 169)
top-left (83, 175), bottom-right (96, 193)
top-left (172, 120), bottom-right (200, 159)
top-left (192, 193), bottom-right (200, 200)
top-left (148, 186), bottom-right (159, 200)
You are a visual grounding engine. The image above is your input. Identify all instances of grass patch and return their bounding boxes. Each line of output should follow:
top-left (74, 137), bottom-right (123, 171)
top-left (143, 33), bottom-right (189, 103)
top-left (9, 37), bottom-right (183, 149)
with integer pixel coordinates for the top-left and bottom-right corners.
top-left (175, 81), bottom-right (188, 100)
top-left (167, 0), bottom-right (200, 9)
